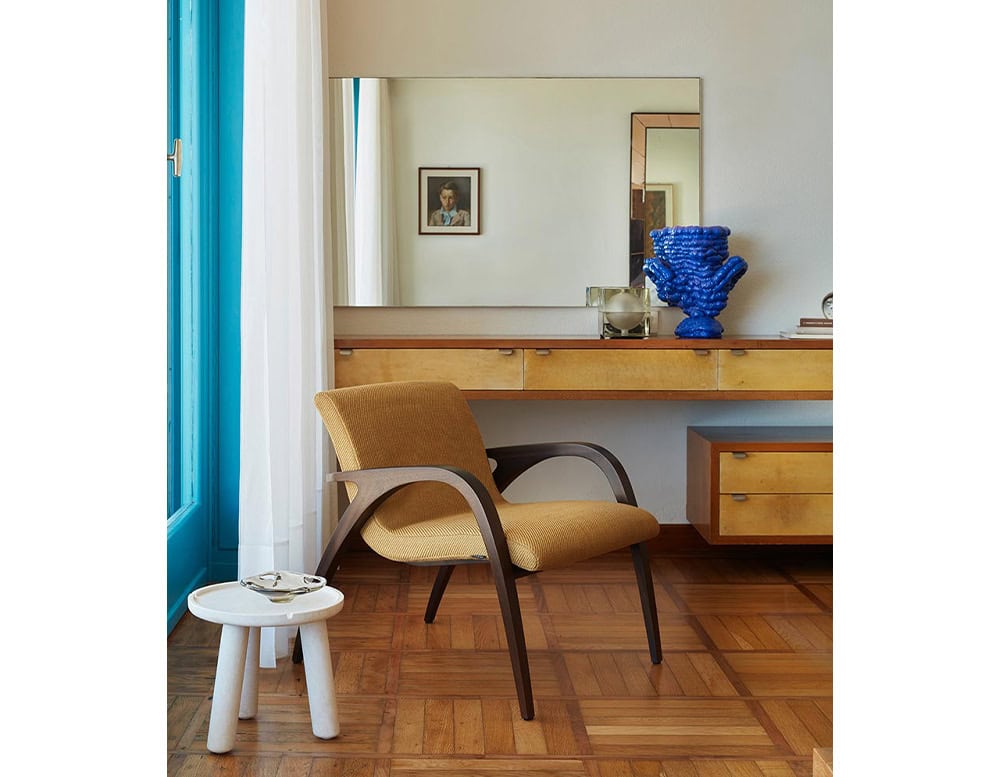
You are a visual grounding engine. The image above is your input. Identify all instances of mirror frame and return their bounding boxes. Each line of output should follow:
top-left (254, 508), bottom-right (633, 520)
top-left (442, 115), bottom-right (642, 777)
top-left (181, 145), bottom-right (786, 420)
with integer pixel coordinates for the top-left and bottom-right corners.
top-left (629, 113), bottom-right (701, 287)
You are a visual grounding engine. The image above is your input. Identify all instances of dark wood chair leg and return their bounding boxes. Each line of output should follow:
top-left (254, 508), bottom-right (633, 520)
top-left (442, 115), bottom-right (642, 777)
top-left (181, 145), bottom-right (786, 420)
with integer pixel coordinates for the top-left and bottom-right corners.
top-left (631, 542), bottom-right (662, 664)
top-left (424, 565), bottom-right (455, 623)
top-left (292, 504), bottom-right (373, 664)
top-left (491, 564), bottom-right (534, 720)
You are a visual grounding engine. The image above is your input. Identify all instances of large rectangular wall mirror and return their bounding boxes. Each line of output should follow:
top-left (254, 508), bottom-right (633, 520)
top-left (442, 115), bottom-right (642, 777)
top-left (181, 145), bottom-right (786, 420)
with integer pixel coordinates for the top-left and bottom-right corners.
top-left (332, 77), bottom-right (701, 307)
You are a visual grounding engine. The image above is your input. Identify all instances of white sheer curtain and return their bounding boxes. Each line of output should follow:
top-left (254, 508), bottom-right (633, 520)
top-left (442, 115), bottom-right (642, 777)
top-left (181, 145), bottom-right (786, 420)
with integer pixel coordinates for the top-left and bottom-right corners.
top-left (353, 78), bottom-right (399, 305)
top-left (240, 0), bottom-right (331, 667)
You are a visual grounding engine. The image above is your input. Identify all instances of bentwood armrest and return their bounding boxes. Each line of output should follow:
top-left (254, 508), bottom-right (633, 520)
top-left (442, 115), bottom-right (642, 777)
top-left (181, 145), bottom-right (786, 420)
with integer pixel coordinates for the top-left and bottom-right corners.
top-left (327, 465), bottom-right (516, 571)
top-left (486, 442), bottom-right (637, 506)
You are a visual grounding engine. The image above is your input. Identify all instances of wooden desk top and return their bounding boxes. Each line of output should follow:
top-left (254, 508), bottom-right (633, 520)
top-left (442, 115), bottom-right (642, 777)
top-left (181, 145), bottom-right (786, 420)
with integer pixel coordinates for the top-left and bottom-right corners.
top-left (333, 335), bottom-right (833, 350)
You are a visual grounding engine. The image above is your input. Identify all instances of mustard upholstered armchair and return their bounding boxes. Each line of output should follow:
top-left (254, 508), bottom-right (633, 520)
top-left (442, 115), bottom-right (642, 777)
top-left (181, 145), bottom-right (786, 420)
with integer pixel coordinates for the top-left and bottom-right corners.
top-left (293, 380), bottom-right (662, 720)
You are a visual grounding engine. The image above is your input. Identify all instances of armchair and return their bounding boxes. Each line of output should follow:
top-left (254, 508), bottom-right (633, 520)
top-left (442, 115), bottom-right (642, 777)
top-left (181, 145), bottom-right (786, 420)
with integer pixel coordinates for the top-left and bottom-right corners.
top-left (294, 381), bottom-right (662, 720)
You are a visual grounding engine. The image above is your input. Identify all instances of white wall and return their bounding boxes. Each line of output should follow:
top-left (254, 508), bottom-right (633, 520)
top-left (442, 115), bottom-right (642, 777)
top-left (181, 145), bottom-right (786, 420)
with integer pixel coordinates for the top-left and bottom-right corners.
top-left (646, 128), bottom-right (700, 226)
top-left (325, 0), bottom-right (833, 523)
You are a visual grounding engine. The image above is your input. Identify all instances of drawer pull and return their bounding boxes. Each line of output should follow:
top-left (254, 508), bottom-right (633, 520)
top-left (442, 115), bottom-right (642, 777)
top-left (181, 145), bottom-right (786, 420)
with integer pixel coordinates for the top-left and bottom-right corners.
top-left (731, 494), bottom-right (748, 502)
top-left (730, 349), bottom-right (747, 356)
top-left (731, 452), bottom-right (748, 459)
top-left (338, 349), bottom-right (353, 356)
top-left (535, 349), bottom-right (551, 356)
top-left (693, 349), bottom-right (710, 356)
top-left (498, 348), bottom-right (514, 356)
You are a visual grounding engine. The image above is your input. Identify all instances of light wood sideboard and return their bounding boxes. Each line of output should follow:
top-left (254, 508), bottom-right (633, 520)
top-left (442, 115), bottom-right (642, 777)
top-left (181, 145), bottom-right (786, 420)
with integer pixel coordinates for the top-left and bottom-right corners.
top-left (333, 336), bottom-right (832, 400)
top-left (687, 426), bottom-right (833, 544)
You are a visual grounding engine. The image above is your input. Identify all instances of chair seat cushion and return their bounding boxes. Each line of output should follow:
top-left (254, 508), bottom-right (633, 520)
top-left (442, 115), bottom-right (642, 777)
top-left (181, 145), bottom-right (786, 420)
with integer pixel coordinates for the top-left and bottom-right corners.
top-left (360, 500), bottom-right (660, 571)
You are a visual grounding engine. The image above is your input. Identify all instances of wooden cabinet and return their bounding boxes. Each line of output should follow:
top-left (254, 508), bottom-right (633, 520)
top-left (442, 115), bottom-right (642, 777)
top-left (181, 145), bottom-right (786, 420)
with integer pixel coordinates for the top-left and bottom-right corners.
top-left (687, 426), bottom-right (833, 544)
top-left (332, 337), bottom-right (833, 400)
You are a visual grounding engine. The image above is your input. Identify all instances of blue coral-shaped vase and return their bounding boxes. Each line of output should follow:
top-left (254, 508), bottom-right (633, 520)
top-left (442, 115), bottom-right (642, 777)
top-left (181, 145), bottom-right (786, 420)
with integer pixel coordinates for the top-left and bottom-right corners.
top-left (642, 225), bottom-right (748, 338)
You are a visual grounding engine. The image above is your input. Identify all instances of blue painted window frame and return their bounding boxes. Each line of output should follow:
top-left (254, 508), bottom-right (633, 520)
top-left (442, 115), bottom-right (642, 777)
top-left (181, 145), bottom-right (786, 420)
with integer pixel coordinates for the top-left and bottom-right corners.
top-left (167, 0), bottom-right (242, 632)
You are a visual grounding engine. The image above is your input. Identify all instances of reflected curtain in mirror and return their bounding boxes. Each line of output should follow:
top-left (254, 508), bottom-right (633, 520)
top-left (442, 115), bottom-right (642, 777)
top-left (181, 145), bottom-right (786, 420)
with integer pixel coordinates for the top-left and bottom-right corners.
top-left (332, 78), bottom-right (399, 305)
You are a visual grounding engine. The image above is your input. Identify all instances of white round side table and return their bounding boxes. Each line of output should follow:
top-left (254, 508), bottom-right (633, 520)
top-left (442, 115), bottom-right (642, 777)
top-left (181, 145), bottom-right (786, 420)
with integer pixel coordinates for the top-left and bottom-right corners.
top-left (187, 581), bottom-right (345, 754)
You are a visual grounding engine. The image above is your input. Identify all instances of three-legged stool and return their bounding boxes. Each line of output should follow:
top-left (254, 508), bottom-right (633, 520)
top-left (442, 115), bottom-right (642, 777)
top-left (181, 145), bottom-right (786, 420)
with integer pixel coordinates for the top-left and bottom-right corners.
top-left (187, 581), bottom-right (345, 753)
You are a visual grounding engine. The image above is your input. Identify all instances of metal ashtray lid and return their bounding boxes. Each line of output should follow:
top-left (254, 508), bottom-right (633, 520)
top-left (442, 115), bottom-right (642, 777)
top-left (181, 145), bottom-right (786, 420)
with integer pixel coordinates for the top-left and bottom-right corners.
top-left (240, 571), bottom-right (326, 602)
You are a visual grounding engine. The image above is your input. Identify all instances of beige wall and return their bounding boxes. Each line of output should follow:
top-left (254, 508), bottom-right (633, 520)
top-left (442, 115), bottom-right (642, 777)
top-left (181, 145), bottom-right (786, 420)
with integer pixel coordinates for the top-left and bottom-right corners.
top-left (325, 0), bottom-right (832, 523)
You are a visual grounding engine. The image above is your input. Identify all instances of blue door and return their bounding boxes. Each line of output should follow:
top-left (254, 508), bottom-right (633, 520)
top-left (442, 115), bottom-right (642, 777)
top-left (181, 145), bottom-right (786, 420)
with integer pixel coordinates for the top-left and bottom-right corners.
top-left (167, 0), bottom-right (242, 632)
top-left (166, 0), bottom-right (211, 630)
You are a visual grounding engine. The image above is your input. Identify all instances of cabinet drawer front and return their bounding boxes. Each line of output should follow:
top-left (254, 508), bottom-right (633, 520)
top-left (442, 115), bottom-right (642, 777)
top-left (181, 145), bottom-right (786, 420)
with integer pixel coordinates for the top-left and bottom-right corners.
top-left (524, 349), bottom-right (717, 390)
top-left (719, 350), bottom-right (832, 391)
top-left (719, 452), bottom-right (832, 493)
top-left (719, 494), bottom-right (832, 536)
top-left (334, 348), bottom-right (523, 390)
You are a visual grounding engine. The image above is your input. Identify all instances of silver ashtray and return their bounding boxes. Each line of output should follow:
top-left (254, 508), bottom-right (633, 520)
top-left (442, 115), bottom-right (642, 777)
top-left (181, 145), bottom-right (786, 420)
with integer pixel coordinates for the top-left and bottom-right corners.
top-left (240, 571), bottom-right (326, 603)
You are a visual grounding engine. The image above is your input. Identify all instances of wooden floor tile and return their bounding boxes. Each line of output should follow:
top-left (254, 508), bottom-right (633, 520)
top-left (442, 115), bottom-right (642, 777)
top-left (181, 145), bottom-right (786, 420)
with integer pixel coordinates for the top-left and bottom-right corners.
top-left (802, 584), bottom-right (832, 610)
top-left (672, 585), bottom-right (822, 615)
top-left (185, 696), bottom-right (385, 755)
top-left (539, 582), bottom-right (679, 615)
top-left (579, 699), bottom-right (780, 757)
top-left (548, 614), bottom-right (707, 651)
top-left (723, 654), bottom-right (832, 697)
top-left (328, 612), bottom-right (398, 650)
top-left (388, 758), bottom-right (589, 775)
top-left (396, 651), bottom-right (564, 698)
top-left (564, 651), bottom-right (738, 698)
top-left (396, 611), bottom-right (548, 650)
top-left (697, 614), bottom-right (832, 652)
top-left (758, 699), bottom-right (832, 756)
top-left (653, 557), bottom-right (789, 584)
top-left (407, 582), bottom-right (539, 615)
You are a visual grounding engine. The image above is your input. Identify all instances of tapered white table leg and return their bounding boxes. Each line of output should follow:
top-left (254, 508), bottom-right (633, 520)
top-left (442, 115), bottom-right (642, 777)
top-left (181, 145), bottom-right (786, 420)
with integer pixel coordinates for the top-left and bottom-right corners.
top-left (239, 626), bottom-right (260, 719)
top-left (207, 624), bottom-right (249, 754)
top-left (299, 621), bottom-right (339, 739)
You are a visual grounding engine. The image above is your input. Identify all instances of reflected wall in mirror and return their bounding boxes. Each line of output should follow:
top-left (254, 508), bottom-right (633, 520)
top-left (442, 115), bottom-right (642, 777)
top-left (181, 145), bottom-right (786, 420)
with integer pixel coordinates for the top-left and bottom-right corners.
top-left (334, 78), bottom-right (700, 306)
top-left (629, 113), bottom-right (701, 287)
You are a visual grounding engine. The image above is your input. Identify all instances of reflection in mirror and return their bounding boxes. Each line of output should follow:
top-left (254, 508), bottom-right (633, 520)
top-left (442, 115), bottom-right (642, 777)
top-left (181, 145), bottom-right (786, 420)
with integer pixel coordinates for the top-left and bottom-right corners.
top-left (629, 114), bottom-right (701, 287)
top-left (333, 78), bottom-right (700, 306)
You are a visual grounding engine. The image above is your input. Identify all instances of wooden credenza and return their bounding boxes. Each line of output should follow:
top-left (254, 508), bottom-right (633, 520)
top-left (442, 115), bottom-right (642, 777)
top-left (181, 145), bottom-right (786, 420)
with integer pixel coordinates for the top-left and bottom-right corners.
top-left (687, 426), bottom-right (833, 544)
top-left (331, 336), bottom-right (833, 544)
top-left (332, 336), bottom-right (832, 400)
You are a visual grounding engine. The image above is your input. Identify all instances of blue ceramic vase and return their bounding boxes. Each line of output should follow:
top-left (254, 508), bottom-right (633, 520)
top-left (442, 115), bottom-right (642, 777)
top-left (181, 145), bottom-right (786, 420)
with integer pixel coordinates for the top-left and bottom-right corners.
top-left (643, 225), bottom-right (748, 338)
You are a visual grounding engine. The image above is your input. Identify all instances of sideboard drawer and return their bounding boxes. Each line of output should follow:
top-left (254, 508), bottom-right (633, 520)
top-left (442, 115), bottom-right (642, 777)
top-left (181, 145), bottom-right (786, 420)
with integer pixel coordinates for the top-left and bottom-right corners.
top-left (719, 451), bottom-right (833, 493)
top-left (719, 349), bottom-right (832, 391)
top-left (334, 348), bottom-right (523, 390)
top-left (719, 494), bottom-right (833, 537)
top-left (524, 348), bottom-right (717, 391)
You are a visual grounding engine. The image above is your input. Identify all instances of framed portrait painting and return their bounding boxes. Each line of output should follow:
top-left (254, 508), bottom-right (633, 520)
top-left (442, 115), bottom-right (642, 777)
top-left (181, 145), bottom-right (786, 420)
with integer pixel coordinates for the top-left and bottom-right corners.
top-left (419, 167), bottom-right (481, 235)
top-left (642, 183), bottom-right (674, 262)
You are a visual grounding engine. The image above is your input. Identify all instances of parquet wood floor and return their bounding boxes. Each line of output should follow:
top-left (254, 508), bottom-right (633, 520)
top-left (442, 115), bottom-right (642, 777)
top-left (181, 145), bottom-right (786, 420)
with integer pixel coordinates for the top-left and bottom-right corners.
top-left (168, 546), bottom-right (831, 776)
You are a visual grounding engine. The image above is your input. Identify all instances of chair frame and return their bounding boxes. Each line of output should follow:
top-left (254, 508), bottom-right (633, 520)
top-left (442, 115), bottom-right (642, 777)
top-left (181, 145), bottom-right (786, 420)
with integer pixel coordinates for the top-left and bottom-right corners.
top-left (292, 441), bottom-right (662, 720)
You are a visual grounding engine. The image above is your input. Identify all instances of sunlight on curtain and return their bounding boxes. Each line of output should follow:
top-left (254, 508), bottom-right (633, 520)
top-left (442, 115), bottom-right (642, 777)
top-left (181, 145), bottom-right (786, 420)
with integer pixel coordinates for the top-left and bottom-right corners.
top-left (240, 0), bottom-right (330, 667)
top-left (353, 78), bottom-right (399, 305)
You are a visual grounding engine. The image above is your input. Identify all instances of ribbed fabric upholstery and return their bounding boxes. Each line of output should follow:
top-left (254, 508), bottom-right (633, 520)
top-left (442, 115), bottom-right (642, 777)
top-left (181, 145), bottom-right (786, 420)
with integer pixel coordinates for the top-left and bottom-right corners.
top-left (314, 381), bottom-right (659, 571)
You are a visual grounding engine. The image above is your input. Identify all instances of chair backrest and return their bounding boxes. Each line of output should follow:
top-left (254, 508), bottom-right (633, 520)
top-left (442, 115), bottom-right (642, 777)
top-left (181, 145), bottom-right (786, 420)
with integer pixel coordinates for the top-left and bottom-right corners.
top-left (314, 381), bottom-right (505, 528)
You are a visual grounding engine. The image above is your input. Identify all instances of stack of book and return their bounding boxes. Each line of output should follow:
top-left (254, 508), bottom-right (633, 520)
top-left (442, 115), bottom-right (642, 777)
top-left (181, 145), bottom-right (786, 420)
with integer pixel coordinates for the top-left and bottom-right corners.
top-left (779, 317), bottom-right (833, 339)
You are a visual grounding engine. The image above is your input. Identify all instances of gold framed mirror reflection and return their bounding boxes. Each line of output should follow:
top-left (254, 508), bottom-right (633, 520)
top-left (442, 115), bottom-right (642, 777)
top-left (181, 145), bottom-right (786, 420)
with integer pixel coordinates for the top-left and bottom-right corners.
top-left (629, 113), bottom-right (702, 287)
